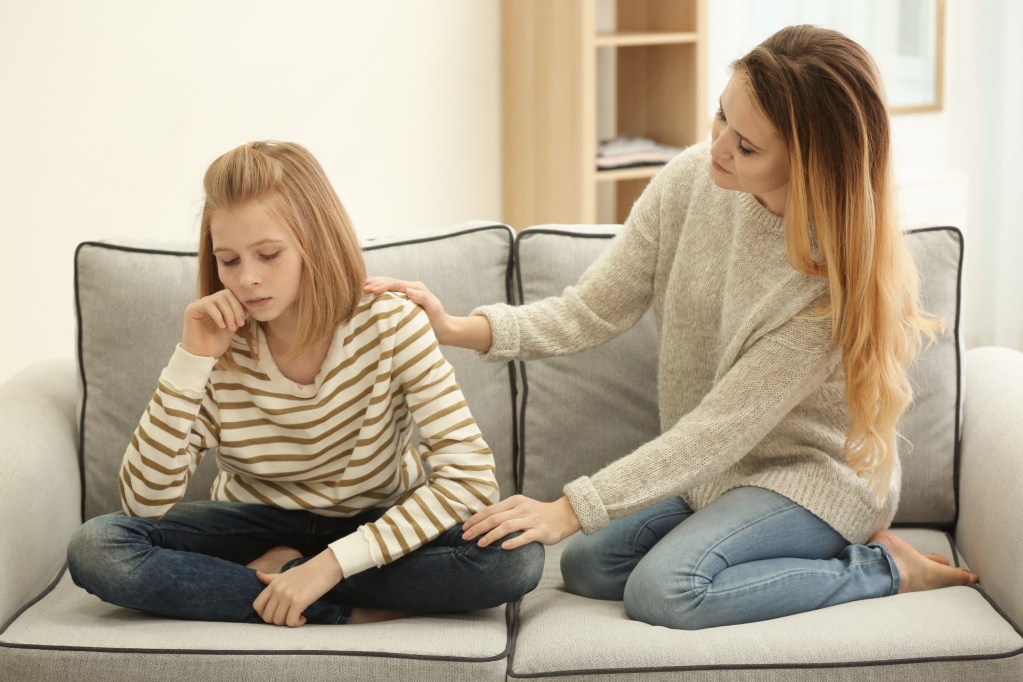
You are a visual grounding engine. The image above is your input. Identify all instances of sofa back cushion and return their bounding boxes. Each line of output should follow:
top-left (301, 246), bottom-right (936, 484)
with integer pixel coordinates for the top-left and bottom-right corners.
top-left (513, 225), bottom-right (963, 527)
top-left (75, 222), bottom-right (517, 520)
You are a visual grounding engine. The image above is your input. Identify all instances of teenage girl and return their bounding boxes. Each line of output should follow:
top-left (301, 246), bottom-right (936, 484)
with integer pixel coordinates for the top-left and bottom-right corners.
top-left (68, 141), bottom-right (543, 627)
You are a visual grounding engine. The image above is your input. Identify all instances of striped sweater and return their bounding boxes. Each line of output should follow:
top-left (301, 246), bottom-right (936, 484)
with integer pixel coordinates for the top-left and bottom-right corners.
top-left (119, 292), bottom-right (499, 578)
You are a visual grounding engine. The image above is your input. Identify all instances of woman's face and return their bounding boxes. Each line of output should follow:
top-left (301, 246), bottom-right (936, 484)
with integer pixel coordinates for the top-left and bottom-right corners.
top-left (709, 71), bottom-right (790, 216)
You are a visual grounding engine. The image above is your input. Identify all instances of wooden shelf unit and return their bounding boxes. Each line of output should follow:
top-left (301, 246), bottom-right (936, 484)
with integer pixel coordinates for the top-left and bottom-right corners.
top-left (502, 0), bottom-right (707, 227)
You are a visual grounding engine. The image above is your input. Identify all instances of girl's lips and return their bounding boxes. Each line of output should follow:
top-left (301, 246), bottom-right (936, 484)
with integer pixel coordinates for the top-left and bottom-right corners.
top-left (711, 158), bottom-right (731, 174)
top-left (246, 297), bottom-right (271, 308)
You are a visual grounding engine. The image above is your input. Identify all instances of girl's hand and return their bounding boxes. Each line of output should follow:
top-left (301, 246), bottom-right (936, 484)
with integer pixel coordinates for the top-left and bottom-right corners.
top-left (181, 289), bottom-right (249, 358)
top-left (462, 495), bottom-right (582, 551)
top-left (252, 550), bottom-right (343, 627)
top-left (364, 277), bottom-right (454, 344)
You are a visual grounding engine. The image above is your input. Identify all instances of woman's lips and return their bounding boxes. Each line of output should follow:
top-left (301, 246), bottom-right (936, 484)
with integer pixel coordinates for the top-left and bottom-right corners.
top-left (246, 297), bottom-right (271, 308)
top-left (711, 158), bottom-right (731, 174)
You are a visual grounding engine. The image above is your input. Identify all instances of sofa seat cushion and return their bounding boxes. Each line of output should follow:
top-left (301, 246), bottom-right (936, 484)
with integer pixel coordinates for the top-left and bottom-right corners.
top-left (508, 531), bottom-right (1022, 681)
top-left (0, 571), bottom-right (510, 682)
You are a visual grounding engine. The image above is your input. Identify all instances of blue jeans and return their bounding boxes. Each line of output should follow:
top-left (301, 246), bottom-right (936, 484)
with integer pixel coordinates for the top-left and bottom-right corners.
top-left (67, 500), bottom-right (544, 624)
top-left (560, 487), bottom-right (899, 630)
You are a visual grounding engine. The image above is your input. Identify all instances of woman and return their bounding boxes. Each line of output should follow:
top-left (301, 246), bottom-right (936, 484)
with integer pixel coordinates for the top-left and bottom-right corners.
top-left (366, 25), bottom-right (977, 630)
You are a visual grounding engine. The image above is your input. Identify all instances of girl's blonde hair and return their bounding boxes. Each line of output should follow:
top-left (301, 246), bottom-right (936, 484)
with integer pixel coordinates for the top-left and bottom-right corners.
top-left (197, 141), bottom-right (366, 368)
top-left (736, 25), bottom-right (940, 502)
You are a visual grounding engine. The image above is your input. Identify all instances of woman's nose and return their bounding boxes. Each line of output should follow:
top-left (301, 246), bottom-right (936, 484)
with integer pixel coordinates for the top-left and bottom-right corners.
top-left (710, 131), bottom-right (729, 159)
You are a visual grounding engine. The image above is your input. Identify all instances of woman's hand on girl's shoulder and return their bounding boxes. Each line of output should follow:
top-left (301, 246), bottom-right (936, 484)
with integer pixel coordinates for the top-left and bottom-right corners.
top-left (364, 276), bottom-right (453, 343)
top-left (181, 289), bottom-right (249, 359)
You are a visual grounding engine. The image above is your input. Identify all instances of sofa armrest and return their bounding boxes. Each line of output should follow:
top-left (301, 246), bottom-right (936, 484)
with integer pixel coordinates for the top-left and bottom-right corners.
top-left (0, 359), bottom-right (81, 627)
top-left (955, 346), bottom-right (1023, 627)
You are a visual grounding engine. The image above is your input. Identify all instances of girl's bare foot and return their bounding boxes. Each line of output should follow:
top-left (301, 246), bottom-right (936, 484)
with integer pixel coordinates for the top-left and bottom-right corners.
top-left (870, 532), bottom-right (978, 593)
top-left (349, 607), bottom-right (416, 624)
top-left (247, 546), bottom-right (303, 573)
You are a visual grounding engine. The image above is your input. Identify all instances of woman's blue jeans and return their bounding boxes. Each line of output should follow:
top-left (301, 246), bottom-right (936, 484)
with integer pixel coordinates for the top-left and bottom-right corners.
top-left (67, 500), bottom-right (544, 624)
top-left (560, 486), bottom-right (899, 630)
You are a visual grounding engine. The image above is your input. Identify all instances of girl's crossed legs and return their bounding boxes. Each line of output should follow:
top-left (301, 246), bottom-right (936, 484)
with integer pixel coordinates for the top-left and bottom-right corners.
top-left (560, 486), bottom-right (969, 630)
top-left (67, 500), bottom-right (543, 625)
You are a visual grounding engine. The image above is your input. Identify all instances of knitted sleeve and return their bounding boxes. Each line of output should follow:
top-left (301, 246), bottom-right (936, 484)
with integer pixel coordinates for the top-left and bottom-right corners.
top-left (563, 308), bottom-right (838, 534)
top-left (471, 152), bottom-right (698, 361)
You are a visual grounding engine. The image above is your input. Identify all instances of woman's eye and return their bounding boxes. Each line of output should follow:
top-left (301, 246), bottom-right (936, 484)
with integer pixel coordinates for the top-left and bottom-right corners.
top-left (260, 251), bottom-right (281, 262)
top-left (737, 142), bottom-right (754, 157)
top-left (220, 258), bottom-right (239, 267)
top-left (716, 108), bottom-right (726, 122)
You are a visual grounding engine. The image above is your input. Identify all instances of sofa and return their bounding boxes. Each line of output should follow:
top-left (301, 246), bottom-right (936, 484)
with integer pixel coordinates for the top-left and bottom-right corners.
top-left (1, 221), bottom-right (1021, 681)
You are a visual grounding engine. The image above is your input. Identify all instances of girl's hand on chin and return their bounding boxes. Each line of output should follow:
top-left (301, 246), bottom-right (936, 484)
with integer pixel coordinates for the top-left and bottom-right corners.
top-left (181, 289), bottom-right (249, 358)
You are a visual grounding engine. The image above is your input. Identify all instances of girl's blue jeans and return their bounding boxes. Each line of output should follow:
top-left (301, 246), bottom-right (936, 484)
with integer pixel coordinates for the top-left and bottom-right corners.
top-left (560, 486), bottom-right (900, 630)
top-left (67, 500), bottom-right (544, 624)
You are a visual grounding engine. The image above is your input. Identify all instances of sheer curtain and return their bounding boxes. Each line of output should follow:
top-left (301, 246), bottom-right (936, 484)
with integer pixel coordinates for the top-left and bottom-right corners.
top-left (949, 0), bottom-right (1023, 350)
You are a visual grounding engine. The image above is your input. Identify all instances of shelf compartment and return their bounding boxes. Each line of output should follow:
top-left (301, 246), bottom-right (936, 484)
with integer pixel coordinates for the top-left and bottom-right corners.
top-left (596, 31), bottom-right (699, 47)
top-left (596, 165), bottom-right (664, 182)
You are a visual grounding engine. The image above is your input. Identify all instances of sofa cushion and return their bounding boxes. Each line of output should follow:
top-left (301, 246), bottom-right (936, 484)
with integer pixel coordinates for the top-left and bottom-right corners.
top-left (510, 226), bottom-right (659, 499)
top-left (897, 227), bottom-right (964, 525)
top-left (508, 534), bottom-right (1021, 681)
top-left (74, 222), bottom-right (517, 520)
top-left (512, 225), bottom-right (964, 526)
top-left (0, 571), bottom-right (509, 682)
top-left (75, 241), bottom-right (201, 521)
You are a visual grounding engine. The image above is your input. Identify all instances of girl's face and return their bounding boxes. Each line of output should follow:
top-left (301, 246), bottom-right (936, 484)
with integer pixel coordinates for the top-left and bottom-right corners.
top-left (210, 200), bottom-right (304, 335)
top-left (709, 71), bottom-right (790, 216)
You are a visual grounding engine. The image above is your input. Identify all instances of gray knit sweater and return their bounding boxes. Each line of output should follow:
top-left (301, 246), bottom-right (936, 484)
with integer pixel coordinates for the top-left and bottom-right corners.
top-left (474, 142), bottom-right (898, 545)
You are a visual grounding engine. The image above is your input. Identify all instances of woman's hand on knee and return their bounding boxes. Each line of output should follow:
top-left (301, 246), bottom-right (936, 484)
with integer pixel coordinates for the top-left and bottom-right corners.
top-left (463, 495), bottom-right (581, 550)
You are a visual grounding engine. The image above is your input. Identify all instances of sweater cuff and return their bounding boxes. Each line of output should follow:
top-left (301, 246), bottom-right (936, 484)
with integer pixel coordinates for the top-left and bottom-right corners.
top-left (470, 304), bottom-right (520, 361)
top-left (328, 529), bottom-right (377, 579)
top-left (563, 476), bottom-right (610, 535)
top-left (161, 344), bottom-right (218, 395)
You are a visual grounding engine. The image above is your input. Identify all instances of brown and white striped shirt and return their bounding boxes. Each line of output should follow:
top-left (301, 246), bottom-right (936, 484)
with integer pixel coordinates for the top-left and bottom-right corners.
top-left (119, 293), bottom-right (499, 578)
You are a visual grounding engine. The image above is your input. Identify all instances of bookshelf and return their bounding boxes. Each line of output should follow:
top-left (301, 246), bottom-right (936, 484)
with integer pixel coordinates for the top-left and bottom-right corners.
top-left (502, 0), bottom-right (708, 227)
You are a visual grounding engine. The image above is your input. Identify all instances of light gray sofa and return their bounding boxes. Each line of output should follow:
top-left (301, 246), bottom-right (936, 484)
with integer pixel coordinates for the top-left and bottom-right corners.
top-left (1, 221), bottom-right (1021, 681)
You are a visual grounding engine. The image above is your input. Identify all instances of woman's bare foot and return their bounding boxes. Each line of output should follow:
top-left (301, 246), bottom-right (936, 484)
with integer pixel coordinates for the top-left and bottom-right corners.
top-left (870, 532), bottom-right (978, 593)
top-left (349, 607), bottom-right (416, 624)
top-left (246, 546), bottom-right (303, 573)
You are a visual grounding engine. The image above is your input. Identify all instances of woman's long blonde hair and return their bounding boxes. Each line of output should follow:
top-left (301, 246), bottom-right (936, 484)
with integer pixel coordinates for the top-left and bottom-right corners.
top-left (197, 141), bottom-right (366, 369)
top-left (737, 25), bottom-right (940, 502)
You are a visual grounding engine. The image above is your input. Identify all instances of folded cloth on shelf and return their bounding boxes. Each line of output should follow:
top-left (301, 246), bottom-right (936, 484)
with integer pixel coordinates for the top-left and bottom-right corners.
top-left (597, 136), bottom-right (686, 169)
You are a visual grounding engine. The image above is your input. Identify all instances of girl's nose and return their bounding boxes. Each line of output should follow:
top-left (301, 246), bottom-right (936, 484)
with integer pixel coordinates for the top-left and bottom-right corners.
top-left (240, 266), bottom-right (262, 287)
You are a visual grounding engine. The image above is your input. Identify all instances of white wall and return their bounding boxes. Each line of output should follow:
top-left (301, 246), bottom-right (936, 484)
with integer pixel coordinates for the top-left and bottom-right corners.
top-left (0, 0), bottom-right (500, 385)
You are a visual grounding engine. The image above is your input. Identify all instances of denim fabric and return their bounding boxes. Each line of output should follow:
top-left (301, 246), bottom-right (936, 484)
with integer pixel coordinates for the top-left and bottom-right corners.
top-left (560, 486), bottom-right (899, 630)
top-left (67, 500), bottom-right (543, 624)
